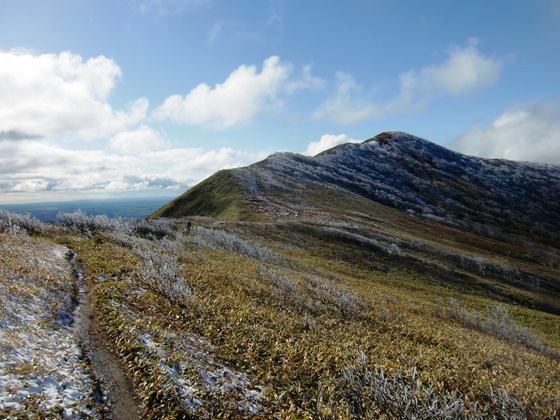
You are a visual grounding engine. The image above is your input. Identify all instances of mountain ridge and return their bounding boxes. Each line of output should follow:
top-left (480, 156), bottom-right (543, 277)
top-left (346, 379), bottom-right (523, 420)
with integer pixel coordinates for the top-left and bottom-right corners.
top-left (153, 131), bottom-right (560, 243)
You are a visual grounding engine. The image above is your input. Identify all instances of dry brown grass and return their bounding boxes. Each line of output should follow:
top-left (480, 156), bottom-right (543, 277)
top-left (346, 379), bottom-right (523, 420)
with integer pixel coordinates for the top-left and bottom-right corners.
top-left (65, 224), bottom-right (560, 418)
top-left (4, 204), bottom-right (553, 418)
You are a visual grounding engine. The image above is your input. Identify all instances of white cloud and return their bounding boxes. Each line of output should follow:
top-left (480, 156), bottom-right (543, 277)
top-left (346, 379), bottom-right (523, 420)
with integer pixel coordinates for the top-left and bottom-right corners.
top-left (0, 50), bottom-right (148, 140)
top-left (154, 56), bottom-right (290, 128)
top-left (110, 125), bottom-right (167, 154)
top-left (315, 39), bottom-right (502, 124)
top-left (390, 38), bottom-right (502, 111)
top-left (0, 49), bottom-right (285, 202)
top-left (0, 139), bottom-right (263, 201)
top-left (284, 65), bottom-right (325, 94)
top-left (154, 56), bottom-right (323, 128)
top-left (0, 48), bottom-right (285, 202)
top-left (313, 72), bottom-right (380, 124)
top-left (454, 101), bottom-right (560, 164)
top-left (304, 133), bottom-right (360, 156)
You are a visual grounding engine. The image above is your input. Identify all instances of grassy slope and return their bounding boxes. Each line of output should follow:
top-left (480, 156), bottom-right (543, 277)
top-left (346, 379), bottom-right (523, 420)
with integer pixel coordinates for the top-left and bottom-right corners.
top-left (4, 154), bottom-right (560, 417)
top-left (0, 232), bottom-right (96, 416)
top-left (151, 169), bottom-right (560, 342)
top-left (151, 170), bottom-right (254, 221)
top-left (67, 219), bottom-right (560, 418)
top-left (3, 210), bottom-right (558, 417)
top-left (253, 182), bottom-right (560, 313)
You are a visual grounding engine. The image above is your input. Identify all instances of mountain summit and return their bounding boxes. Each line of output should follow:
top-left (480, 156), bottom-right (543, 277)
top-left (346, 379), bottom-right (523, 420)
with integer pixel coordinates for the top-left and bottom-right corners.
top-left (154, 131), bottom-right (560, 241)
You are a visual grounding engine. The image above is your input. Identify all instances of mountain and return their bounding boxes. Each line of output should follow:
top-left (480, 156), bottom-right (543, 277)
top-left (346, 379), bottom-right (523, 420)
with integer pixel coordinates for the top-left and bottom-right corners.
top-left (154, 131), bottom-right (560, 242)
top-left (154, 131), bottom-right (560, 316)
top-left (3, 132), bottom-right (560, 417)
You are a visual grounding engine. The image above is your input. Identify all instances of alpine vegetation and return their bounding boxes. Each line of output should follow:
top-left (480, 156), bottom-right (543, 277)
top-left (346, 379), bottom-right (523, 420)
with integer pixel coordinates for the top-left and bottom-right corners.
top-left (188, 225), bottom-right (275, 261)
top-left (0, 210), bottom-right (44, 235)
top-left (445, 299), bottom-right (557, 357)
top-left (2, 133), bottom-right (560, 418)
top-left (133, 241), bottom-right (192, 306)
top-left (132, 219), bottom-right (175, 240)
top-left (318, 351), bottom-right (526, 419)
top-left (304, 275), bottom-right (367, 321)
top-left (57, 210), bottom-right (122, 234)
top-left (251, 268), bottom-right (368, 321)
top-left (0, 234), bottom-right (96, 417)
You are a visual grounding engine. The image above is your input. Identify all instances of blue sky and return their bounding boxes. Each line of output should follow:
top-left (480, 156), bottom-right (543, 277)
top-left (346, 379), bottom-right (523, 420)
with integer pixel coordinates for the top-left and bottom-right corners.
top-left (0, 0), bottom-right (559, 203)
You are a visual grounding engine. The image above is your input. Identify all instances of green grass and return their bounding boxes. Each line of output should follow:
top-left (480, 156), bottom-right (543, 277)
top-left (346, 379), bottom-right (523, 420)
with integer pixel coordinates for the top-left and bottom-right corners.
top-left (151, 170), bottom-right (254, 220)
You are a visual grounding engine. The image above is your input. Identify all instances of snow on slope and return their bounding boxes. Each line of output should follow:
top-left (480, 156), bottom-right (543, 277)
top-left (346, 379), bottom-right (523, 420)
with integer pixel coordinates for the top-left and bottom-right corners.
top-left (0, 232), bottom-right (97, 417)
top-left (234, 132), bottom-right (560, 238)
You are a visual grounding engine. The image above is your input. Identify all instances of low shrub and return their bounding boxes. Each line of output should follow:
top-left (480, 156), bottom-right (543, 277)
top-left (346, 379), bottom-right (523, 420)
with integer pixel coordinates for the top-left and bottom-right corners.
top-left (258, 268), bottom-right (368, 321)
top-left (132, 219), bottom-right (174, 240)
top-left (133, 243), bottom-right (192, 306)
top-left (446, 299), bottom-right (557, 357)
top-left (319, 351), bottom-right (526, 419)
top-left (305, 275), bottom-right (366, 321)
top-left (0, 210), bottom-right (44, 235)
top-left (189, 226), bottom-right (275, 261)
top-left (57, 211), bottom-right (174, 240)
top-left (57, 210), bottom-right (125, 234)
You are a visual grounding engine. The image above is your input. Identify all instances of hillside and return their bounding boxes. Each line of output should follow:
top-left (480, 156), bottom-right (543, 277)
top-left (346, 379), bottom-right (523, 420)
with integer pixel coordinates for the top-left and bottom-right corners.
top-left (154, 132), bottom-right (560, 316)
top-left (2, 132), bottom-right (560, 418)
top-left (153, 131), bottom-right (560, 242)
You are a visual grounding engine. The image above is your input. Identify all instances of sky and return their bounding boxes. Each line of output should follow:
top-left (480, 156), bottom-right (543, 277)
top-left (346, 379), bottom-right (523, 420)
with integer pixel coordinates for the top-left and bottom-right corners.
top-left (0, 0), bottom-right (559, 203)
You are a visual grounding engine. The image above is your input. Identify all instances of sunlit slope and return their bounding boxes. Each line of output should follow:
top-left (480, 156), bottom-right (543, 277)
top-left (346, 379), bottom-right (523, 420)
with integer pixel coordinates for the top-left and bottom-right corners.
top-left (153, 132), bottom-right (560, 315)
top-left (152, 170), bottom-right (254, 220)
top-left (155, 132), bottom-right (560, 242)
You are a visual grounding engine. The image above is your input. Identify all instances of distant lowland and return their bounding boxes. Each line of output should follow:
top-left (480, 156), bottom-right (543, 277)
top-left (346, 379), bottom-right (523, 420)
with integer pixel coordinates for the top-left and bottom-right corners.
top-left (0, 197), bottom-right (174, 222)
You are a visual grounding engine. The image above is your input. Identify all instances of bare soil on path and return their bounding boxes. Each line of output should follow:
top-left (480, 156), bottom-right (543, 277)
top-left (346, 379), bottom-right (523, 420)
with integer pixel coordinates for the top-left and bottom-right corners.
top-left (68, 250), bottom-right (140, 420)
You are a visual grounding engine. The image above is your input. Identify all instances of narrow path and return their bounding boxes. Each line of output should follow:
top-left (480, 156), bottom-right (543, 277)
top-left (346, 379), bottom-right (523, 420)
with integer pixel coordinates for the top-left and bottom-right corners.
top-left (67, 250), bottom-right (140, 420)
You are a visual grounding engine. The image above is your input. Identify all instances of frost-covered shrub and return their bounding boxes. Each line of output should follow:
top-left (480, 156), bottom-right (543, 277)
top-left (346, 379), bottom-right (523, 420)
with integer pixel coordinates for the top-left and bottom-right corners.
top-left (460, 255), bottom-right (492, 277)
top-left (56, 210), bottom-right (126, 234)
top-left (134, 243), bottom-right (192, 305)
top-left (0, 210), bottom-right (44, 234)
top-left (320, 351), bottom-right (525, 419)
top-left (408, 240), bottom-right (525, 282)
top-left (261, 268), bottom-right (299, 307)
top-left (481, 388), bottom-right (528, 420)
top-left (57, 211), bottom-right (175, 240)
top-left (387, 243), bottom-right (404, 257)
top-left (305, 276), bottom-right (366, 321)
top-left (132, 219), bottom-right (174, 240)
top-left (56, 210), bottom-right (90, 232)
top-left (190, 226), bottom-right (274, 261)
top-left (293, 224), bottom-right (409, 261)
top-left (446, 299), bottom-right (556, 357)
top-left (334, 351), bottom-right (466, 418)
top-left (259, 269), bottom-right (367, 321)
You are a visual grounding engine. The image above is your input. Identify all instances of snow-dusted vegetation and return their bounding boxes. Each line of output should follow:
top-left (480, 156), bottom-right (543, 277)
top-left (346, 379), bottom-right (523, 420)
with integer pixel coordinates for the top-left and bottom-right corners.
top-left (56, 210), bottom-right (175, 239)
top-left (255, 268), bottom-right (367, 321)
top-left (231, 131), bottom-right (560, 242)
top-left (445, 299), bottom-right (557, 357)
top-left (189, 225), bottom-right (275, 261)
top-left (318, 351), bottom-right (525, 419)
top-left (0, 210), bottom-right (44, 235)
top-left (0, 233), bottom-right (96, 417)
top-left (56, 216), bottom-right (269, 417)
top-left (133, 239), bottom-right (193, 306)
